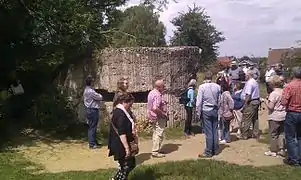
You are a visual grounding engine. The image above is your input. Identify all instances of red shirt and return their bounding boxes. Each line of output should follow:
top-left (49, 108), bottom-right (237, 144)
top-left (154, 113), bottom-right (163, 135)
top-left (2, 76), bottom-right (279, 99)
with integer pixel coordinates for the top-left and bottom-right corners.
top-left (281, 79), bottom-right (301, 112)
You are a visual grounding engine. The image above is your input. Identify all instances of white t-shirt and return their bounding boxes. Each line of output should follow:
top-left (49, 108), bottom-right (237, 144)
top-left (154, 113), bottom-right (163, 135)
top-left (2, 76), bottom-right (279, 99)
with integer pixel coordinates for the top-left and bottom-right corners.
top-left (265, 69), bottom-right (275, 82)
top-left (243, 67), bottom-right (249, 74)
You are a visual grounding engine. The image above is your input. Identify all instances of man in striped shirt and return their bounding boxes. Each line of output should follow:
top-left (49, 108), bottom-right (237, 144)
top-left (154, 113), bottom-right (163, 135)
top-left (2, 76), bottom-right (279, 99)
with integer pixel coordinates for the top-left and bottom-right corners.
top-left (83, 75), bottom-right (103, 149)
top-left (281, 67), bottom-right (301, 166)
top-left (147, 78), bottom-right (168, 158)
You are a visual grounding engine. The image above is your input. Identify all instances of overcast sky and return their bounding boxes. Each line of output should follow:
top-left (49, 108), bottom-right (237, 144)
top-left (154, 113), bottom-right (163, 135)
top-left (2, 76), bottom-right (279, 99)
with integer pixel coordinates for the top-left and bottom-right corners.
top-left (126, 0), bottom-right (301, 57)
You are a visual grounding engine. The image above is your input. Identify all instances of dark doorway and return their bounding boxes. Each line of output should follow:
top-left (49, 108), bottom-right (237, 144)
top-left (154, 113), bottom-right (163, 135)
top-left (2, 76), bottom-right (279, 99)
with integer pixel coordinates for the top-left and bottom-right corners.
top-left (95, 89), bottom-right (149, 103)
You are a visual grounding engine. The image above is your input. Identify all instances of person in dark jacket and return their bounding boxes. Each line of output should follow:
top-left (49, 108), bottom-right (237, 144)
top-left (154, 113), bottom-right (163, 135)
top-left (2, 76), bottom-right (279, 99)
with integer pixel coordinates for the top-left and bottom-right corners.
top-left (108, 93), bottom-right (137, 180)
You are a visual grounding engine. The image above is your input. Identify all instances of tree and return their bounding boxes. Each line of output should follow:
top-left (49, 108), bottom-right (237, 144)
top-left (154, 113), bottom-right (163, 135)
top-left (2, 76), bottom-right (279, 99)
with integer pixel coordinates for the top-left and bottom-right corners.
top-left (0, 0), bottom-right (128, 139)
top-left (170, 5), bottom-right (225, 64)
top-left (110, 5), bottom-right (166, 47)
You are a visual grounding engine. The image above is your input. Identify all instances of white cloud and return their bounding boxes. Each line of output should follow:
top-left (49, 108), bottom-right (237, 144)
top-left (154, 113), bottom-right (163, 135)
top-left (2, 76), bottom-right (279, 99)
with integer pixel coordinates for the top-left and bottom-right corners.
top-left (126, 0), bottom-right (301, 56)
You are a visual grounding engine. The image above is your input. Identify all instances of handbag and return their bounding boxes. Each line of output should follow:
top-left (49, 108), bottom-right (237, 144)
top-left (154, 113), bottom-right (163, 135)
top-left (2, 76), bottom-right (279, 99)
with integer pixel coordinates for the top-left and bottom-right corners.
top-left (222, 111), bottom-right (235, 121)
top-left (110, 121), bottom-right (139, 156)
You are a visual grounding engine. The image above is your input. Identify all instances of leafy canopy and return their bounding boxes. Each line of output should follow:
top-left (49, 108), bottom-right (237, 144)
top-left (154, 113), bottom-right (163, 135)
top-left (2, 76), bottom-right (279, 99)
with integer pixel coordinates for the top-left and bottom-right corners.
top-left (170, 4), bottom-right (225, 64)
top-left (109, 5), bottom-right (166, 47)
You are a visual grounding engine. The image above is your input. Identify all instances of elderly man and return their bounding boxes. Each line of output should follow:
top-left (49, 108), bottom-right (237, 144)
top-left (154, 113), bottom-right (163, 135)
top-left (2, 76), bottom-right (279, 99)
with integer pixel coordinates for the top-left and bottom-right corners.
top-left (281, 67), bottom-right (301, 166)
top-left (240, 70), bottom-right (261, 140)
top-left (147, 77), bottom-right (168, 158)
top-left (196, 71), bottom-right (221, 158)
top-left (83, 75), bottom-right (103, 149)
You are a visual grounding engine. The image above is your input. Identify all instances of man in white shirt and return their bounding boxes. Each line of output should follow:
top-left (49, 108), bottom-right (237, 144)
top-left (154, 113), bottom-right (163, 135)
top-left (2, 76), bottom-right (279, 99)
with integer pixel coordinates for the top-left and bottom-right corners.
top-left (240, 70), bottom-right (260, 140)
top-left (83, 75), bottom-right (103, 149)
top-left (265, 66), bottom-right (275, 94)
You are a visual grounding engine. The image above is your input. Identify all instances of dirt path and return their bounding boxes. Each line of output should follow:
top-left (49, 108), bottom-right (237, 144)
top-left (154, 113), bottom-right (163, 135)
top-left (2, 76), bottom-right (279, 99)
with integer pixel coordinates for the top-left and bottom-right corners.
top-left (16, 109), bottom-right (284, 173)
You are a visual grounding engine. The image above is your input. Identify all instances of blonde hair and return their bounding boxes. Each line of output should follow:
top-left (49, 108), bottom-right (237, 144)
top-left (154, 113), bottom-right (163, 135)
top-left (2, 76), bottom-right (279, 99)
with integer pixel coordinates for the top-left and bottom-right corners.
top-left (269, 75), bottom-right (283, 88)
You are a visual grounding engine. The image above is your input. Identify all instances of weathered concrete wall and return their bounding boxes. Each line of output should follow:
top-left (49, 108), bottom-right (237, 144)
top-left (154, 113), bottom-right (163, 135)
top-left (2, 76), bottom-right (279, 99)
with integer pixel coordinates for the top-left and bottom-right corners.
top-left (95, 46), bottom-right (201, 93)
top-left (58, 46), bottom-right (201, 127)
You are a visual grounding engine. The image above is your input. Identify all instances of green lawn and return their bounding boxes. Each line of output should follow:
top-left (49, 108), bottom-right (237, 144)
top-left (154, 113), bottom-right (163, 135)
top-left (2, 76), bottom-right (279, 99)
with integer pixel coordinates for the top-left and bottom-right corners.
top-left (1, 151), bottom-right (300, 180)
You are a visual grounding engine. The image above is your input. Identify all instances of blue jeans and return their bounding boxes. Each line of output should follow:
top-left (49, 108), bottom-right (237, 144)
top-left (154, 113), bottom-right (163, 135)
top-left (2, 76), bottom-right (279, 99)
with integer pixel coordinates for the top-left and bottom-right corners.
top-left (285, 111), bottom-right (301, 165)
top-left (202, 109), bottom-right (219, 156)
top-left (221, 118), bottom-right (231, 142)
top-left (86, 108), bottom-right (99, 147)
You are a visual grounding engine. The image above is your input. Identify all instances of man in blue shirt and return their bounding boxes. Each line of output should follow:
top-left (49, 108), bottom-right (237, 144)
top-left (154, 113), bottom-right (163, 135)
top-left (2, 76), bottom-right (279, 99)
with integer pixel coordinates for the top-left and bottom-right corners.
top-left (240, 70), bottom-right (260, 140)
top-left (196, 71), bottom-right (221, 158)
top-left (83, 75), bottom-right (103, 149)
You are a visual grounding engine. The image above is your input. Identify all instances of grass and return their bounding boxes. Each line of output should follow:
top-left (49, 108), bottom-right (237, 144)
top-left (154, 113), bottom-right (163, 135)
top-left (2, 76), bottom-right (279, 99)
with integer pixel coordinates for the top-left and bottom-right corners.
top-left (1, 150), bottom-right (301, 180)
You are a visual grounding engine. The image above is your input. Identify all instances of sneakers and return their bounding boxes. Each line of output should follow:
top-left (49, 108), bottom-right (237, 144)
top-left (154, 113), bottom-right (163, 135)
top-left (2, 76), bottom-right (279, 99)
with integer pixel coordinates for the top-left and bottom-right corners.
top-left (277, 150), bottom-right (286, 157)
top-left (264, 151), bottom-right (277, 157)
top-left (152, 153), bottom-right (165, 158)
top-left (220, 140), bottom-right (230, 144)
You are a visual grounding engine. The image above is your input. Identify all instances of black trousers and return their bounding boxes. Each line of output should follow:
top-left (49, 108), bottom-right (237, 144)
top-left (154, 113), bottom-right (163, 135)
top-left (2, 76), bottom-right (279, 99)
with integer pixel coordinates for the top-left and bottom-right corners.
top-left (114, 156), bottom-right (136, 180)
top-left (184, 106), bottom-right (193, 134)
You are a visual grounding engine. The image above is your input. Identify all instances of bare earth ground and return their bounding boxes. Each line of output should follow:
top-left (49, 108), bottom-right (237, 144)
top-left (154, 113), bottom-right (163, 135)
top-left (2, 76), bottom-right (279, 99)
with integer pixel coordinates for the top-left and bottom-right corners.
top-left (16, 107), bottom-right (284, 173)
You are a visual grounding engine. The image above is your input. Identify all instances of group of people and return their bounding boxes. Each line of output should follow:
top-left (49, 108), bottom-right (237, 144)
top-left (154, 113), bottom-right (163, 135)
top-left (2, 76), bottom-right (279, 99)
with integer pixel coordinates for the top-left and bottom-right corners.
top-left (82, 64), bottom-right (301, 180)
top-left (183, 65), bottom-right (301, 166)
top-left (83, 76), bottom-right (168, 180)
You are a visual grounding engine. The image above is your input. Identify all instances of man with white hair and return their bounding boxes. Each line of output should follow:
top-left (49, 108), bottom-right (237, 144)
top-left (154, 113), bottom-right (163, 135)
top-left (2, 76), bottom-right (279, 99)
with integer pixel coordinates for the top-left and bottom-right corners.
top-left (240, 70), bottom-right (261, 140)
top-left (196, 71), bottom-right (221, 158)
top-left (147, 77), bottom-right (168, 158)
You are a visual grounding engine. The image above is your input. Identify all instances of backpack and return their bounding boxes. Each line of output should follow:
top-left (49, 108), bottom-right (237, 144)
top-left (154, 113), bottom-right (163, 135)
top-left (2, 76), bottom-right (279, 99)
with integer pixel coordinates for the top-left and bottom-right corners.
top-left (179, 89), bottom-right (190, 105)
top-left (232, 91), bottom-right (245, 110)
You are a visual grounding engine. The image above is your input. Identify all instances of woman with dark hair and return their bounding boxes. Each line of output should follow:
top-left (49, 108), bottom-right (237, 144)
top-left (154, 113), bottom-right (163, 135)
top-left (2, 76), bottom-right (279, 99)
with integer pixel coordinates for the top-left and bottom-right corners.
top-left (219, 83), bottom-right (234, 144)
top-left (108, 93), bottom-right (138, 180)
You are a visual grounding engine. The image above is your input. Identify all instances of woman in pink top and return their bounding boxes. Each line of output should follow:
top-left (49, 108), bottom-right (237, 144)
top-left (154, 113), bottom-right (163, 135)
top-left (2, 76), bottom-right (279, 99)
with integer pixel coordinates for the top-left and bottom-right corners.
top-left (219, 83), bottom-right (234, 144)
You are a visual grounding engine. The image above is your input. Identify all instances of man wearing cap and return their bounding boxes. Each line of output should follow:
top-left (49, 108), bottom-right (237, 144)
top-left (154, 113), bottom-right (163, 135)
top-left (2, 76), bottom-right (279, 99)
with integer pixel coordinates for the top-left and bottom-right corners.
top-left (83, 75), bottom-right (103, 149)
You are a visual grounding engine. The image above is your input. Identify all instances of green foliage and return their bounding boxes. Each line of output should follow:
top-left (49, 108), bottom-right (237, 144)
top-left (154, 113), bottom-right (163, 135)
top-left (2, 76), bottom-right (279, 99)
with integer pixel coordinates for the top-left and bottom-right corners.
top-left (259, 57), bottom-right (267, 82)
top-left (110, 5), bottom-right (167, 47)
top-left (170, 4), bottom-right (225, 64)
top-left (0, 0), bottom-right (128, 144)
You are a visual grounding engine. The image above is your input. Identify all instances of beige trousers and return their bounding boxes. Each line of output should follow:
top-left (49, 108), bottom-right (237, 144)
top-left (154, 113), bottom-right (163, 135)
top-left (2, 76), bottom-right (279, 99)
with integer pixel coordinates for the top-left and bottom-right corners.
top-left (151, 118), bottom-right (167, 153)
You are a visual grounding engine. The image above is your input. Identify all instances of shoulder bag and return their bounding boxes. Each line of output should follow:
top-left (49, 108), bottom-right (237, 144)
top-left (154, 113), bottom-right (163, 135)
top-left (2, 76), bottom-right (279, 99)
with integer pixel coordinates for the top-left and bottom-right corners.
top-left (110, 120), bottom-right (139, 156)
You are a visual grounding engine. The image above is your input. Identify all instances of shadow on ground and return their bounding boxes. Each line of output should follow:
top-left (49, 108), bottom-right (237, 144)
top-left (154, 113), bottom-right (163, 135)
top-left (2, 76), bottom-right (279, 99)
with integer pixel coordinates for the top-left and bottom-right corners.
top-left (136, 143), bottom-right (182, 164)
